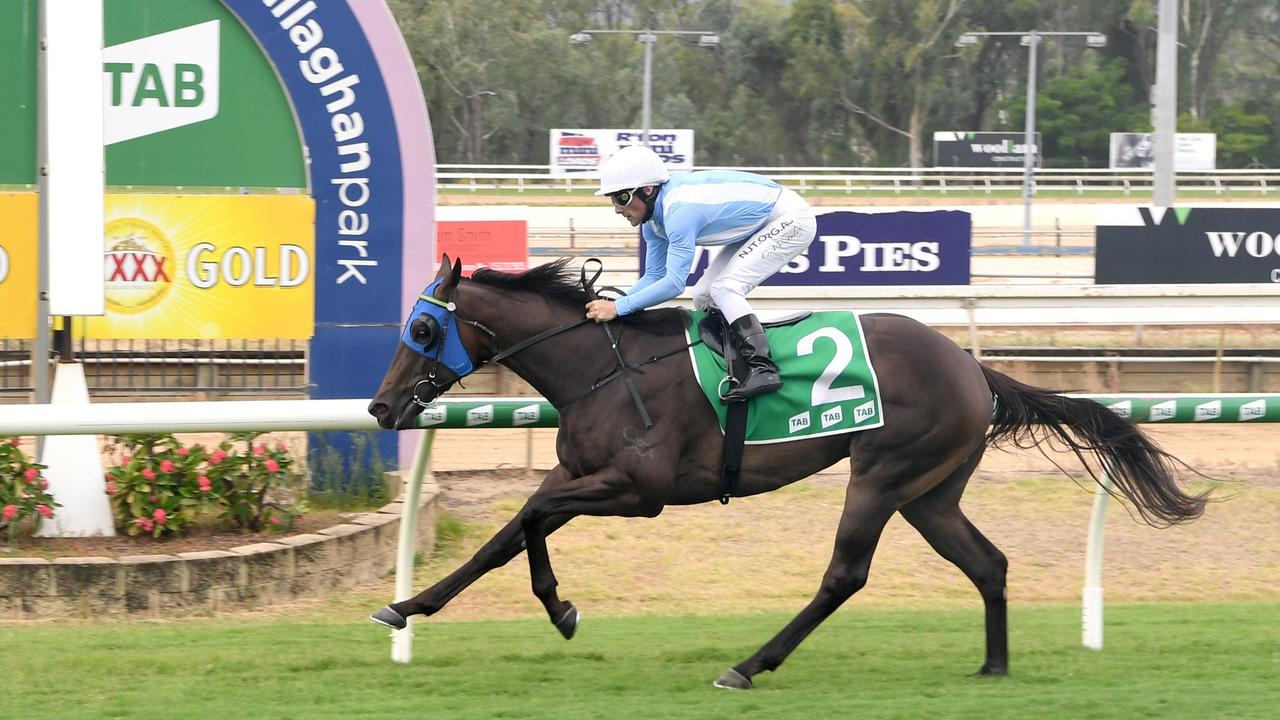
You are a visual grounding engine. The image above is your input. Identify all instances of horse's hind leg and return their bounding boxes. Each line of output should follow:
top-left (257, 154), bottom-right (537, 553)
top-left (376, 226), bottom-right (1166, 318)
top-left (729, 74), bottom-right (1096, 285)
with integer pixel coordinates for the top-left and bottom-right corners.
top-left (898, 445), bottom-right (1010, 675)
top-left (714, 485), bottom-right (896, 690)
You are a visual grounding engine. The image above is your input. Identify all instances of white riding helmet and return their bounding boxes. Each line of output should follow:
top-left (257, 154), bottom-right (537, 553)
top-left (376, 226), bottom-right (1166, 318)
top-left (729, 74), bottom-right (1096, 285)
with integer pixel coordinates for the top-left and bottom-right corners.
top-left (594, 145), bottom-right (671, 195)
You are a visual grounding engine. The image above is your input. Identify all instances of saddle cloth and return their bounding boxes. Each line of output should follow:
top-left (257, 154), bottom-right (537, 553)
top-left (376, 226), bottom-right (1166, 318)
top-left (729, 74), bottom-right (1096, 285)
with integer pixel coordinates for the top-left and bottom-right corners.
top-left (685, 310), bottom-right (885, 444)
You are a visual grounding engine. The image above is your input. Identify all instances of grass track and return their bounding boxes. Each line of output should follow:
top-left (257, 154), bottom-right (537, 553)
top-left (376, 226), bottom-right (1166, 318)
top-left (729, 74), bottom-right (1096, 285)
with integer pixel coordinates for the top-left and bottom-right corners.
top-left (3, 602), bottom-right (1277, 719)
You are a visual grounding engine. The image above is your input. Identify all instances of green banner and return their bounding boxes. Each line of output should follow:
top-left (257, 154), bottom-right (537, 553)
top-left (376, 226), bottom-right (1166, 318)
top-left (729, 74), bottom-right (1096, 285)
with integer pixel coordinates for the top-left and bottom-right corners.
top-left (0, 3), bottom-right (37, 186)
top-left (1084, 395), bottom-right (1280, 423)
top-left (413, 400), bottom-right (560, 429)
top-left (104, 0), bottom-right (304, 188)
top-left (686, 311), bottom-right (884, 443)
top-left (0, 1), bottom-right (305, 189)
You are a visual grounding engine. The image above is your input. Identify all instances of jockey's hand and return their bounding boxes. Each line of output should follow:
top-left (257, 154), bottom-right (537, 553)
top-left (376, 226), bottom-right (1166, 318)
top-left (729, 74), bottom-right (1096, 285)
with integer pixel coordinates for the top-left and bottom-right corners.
top-left (585, 299), bottom-right (618, 323)
top-left (692, 292), bottom-right (713, 311)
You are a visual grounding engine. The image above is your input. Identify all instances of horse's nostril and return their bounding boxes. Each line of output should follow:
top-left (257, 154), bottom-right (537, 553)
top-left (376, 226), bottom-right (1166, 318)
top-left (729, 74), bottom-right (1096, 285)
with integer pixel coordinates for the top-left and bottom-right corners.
top-left (368, 402), bottom-right (388, 419)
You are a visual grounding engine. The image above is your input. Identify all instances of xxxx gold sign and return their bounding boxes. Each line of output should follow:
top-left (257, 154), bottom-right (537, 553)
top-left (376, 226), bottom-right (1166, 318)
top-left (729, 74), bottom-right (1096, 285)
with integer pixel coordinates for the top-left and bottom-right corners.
top-left (0, 194), bottom-right (38, 339)
top-left (0, 193), bottom-right (315, 340)
top-left (104, 217), bottom-right (177, 314)
top-left (81, 194), bottom-right (315, 339)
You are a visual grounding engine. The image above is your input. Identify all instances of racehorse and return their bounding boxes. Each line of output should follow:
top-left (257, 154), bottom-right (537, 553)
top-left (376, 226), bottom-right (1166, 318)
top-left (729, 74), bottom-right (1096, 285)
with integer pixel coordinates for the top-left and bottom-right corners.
top-left (367, 256), bottom-right (1206, 689)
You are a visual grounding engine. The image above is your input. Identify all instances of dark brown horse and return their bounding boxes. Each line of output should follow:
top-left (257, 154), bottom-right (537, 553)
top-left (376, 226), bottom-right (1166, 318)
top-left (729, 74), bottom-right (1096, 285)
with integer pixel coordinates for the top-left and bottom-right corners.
top-left (367, 256), bottom-right (1205, 689)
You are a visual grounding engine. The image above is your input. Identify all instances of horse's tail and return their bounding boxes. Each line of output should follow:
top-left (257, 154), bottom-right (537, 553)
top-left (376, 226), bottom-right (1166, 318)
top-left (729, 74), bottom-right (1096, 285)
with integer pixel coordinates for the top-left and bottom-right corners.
top-left (980, 364), bottom-right (1207, 527)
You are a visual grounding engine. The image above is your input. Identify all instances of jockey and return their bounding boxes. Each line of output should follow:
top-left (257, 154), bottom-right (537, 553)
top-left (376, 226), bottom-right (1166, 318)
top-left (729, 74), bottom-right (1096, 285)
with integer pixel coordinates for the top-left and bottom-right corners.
top-left (584, 145), bottom-right (817, 401)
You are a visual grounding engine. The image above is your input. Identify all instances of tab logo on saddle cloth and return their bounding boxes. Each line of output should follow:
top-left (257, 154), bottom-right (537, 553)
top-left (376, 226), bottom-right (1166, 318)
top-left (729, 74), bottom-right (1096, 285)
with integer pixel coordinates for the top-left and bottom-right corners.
top-left (686, 311), bottom-right (885, 444)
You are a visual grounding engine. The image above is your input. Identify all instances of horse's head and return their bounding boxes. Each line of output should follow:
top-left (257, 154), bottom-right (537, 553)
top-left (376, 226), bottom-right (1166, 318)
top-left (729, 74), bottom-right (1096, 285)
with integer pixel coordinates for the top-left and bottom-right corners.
top-left (368, 254), bottom-right (486, 430)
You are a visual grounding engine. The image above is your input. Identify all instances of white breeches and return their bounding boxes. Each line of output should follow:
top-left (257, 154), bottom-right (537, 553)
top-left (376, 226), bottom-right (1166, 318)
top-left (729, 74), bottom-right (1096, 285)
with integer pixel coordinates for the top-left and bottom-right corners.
top-left (690, 190), bottom-right (816, 323)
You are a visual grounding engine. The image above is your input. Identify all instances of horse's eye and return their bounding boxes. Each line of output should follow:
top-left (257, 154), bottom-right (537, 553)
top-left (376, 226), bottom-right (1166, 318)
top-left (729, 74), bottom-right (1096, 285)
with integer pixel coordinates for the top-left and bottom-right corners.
top-left (411, 315), bottom-right (440, 347)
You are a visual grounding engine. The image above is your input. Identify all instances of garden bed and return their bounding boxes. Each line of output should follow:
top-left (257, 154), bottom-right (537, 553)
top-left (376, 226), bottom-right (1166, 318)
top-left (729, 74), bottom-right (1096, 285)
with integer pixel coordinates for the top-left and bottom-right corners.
top-left (0, 484), bottom-right (439, 620)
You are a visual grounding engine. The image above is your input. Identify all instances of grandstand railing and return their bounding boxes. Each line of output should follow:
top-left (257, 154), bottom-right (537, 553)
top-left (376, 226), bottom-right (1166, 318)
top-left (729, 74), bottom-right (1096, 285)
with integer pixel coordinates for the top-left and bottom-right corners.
top-left (437, 164), bottom-right (1280, 196)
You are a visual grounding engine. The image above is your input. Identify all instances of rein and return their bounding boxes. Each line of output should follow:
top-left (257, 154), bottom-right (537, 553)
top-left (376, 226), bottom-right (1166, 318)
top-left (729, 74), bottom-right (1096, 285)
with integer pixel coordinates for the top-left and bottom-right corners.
top-left (410, 287), bottom-right (589, 408)
top-left (581, 259), bottom-right (653, 430)
top-left (408, 262), bottom-right (688, 424)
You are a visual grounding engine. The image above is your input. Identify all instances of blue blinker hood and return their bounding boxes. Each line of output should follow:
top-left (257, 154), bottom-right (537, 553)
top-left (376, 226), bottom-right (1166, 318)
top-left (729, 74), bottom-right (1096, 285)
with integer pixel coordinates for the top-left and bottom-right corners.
top-left (399, 279), bottom-right (476, 376)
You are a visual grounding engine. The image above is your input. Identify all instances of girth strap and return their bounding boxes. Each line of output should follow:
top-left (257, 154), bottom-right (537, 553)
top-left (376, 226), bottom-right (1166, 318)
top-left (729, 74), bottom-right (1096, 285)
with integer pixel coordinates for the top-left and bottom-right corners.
top-left (718, 398), bottom-right (749, 504)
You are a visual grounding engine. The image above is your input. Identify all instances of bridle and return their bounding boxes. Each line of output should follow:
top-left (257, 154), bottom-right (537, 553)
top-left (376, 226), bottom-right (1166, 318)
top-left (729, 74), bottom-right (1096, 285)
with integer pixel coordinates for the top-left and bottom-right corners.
top-left (401, 262), bottom-right (691, 426)
top-left (401, 278), bottom-right (591, 409)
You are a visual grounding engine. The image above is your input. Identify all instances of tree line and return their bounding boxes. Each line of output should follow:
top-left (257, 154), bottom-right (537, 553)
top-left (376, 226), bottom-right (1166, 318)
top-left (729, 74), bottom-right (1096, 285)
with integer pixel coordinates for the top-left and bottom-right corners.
top-left (386, 0), bottom-right (1280, 169)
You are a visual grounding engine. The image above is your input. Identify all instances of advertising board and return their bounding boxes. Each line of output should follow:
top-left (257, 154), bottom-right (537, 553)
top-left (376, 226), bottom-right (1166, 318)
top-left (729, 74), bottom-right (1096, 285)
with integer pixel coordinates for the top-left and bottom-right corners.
top-left (436, 206), bottom-right (528, 276)
top-left (641, 210), bottom-right (972, 287)
top-left (932, 131), bottom-right (1040, 167)
top-left (1109, 132), bottom-right (1216, 170)
top-left (0, 194), bottom-right (315, 339)
top-left (550, 129), bottom-right (694, 174)
top-left (1097, 206), bottom-right (1280, 284)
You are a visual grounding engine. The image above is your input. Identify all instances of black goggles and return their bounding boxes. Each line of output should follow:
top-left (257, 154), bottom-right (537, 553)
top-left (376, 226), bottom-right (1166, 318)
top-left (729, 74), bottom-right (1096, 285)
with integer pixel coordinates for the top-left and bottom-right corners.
top-left (608, 187), bottom-right (639, 207)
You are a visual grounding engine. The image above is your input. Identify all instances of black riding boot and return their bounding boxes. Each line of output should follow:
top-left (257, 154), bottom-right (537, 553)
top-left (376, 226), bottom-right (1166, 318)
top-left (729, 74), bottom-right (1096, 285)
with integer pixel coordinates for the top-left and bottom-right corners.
top-left (725, 314), bottom-right (783, 401)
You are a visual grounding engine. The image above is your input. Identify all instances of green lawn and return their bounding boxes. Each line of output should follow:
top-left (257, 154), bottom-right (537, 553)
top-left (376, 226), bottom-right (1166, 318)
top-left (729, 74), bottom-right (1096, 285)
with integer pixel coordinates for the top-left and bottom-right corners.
top-left (2, 602), bottom-right (1277, 719)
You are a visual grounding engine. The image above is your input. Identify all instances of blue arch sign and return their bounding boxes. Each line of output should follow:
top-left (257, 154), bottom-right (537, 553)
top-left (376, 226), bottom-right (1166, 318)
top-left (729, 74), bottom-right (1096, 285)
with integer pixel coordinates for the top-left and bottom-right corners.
top-left (222, 0), bottom-right (435, 468)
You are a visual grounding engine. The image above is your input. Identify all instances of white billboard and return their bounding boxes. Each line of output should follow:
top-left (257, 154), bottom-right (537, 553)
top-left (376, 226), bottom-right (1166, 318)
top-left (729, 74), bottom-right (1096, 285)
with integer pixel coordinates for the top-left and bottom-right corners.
top-left (549, 128), bottom-right (694, 175)
top-left (1109, 132), bottom-right (1216, 171)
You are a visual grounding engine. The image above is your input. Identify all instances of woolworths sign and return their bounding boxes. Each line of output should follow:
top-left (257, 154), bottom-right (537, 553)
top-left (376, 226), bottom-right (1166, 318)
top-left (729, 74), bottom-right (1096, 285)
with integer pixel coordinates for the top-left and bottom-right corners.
top-left (1097, 207), bottom-right (1280, 284)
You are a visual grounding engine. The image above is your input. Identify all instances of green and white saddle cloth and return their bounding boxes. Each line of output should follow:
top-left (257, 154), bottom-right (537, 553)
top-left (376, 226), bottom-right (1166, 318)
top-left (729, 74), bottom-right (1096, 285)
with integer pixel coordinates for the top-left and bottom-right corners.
top-left (685, 310), bottom-right (885, 444)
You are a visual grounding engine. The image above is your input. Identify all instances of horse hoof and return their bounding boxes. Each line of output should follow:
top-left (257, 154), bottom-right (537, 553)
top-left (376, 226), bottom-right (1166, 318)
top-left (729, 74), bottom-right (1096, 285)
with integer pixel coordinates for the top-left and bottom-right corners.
top-left (713, 668), bottom-right (754, 690)
top-left (553, 603), bottom-right (580, 640)
top-left (975, 664), bottom-right (1008, 677)
top-left (370, 606), bottom-right (407, 630)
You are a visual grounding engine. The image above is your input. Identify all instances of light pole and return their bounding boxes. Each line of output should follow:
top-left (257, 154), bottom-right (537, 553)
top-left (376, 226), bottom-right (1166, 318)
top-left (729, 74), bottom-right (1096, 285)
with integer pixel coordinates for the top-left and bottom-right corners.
top-left (570, 29), bottom-right (719, 147)
top-left (957, 31), bottom-right (1106, 246)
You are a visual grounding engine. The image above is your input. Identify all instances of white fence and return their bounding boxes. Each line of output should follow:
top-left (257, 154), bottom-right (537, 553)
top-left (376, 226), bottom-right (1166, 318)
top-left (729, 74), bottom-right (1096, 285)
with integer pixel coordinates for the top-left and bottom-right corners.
top-left (437, 164), bottom-right (1280, 196)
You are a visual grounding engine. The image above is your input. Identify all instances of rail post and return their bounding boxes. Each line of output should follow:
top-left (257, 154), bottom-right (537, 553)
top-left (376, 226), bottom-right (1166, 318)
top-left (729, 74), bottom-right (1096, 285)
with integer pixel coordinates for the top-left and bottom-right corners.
top-left (391, 428), bottom-right (436, 663)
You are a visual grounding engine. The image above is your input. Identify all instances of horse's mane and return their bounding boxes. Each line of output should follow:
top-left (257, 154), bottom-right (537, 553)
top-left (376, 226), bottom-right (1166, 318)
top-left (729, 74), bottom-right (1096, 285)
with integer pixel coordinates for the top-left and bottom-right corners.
top-left (469, 258), bottom-right (690, 336)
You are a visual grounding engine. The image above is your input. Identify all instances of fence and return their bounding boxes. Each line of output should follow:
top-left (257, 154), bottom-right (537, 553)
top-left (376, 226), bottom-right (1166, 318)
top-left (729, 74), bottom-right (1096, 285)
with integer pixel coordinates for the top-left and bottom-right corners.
top-left (0, 338), bottom-right (308, 400)
top-left (0, 392), bottom-right (1275, 659)
top-left (437, 164), bottom-right (1280, 197)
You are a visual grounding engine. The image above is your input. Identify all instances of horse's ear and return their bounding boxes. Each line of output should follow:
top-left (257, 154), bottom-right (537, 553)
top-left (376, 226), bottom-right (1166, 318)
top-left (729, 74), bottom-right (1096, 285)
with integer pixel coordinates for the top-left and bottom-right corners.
top-left (435, 253), bottom-right (453, 281)
top-left (437, 255), bottom-right (463, 296)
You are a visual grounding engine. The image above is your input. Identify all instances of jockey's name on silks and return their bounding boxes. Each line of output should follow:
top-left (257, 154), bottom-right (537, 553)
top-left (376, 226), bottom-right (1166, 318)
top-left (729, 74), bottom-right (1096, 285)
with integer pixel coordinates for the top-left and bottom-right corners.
top-left (684, 310), bottom-right (884, 443)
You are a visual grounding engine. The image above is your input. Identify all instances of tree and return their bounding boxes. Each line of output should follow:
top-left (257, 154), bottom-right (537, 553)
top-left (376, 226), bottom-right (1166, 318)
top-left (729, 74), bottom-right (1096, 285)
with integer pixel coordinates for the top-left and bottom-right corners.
top-left (378, 0), bottom-right (1280, 168)
top-left (848, 0), bottom-right (965, 167)
top-left (1021, 59), bottom-right (1147, 166)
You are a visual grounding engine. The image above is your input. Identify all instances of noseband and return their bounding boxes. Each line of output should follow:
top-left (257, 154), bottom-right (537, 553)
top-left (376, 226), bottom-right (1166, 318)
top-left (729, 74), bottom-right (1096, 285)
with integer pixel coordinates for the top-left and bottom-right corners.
top-left (401, 279), bottom-right (590, 409)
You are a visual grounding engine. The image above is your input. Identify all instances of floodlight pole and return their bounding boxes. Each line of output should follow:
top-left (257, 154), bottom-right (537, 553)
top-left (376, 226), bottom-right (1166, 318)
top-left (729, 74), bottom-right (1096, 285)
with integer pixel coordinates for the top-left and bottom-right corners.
top-left (1021, 31), bottom-right (1039, 249)
top-left (956, 30), bottom-right (1106, 247)
top-left (1152, 0), bottom-right (1178, 207)
top-left (571, 29), bottom-right (719, 148)
top-left (640, 32), bottom-right (654, 146)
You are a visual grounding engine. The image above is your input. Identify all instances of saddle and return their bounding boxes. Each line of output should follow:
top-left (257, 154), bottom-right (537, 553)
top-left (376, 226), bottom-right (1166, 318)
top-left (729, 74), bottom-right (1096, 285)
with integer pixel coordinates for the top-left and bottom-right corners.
top-left (696, 309), bottom-right (810, 506)
top-left (696, 310), bottom-right (813, 360)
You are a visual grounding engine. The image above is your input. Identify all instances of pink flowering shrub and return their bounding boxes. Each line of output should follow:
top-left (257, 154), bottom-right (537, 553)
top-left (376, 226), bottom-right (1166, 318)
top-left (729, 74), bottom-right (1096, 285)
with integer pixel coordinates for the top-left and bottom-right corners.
top-left (106, 432), bottom-right (305, 538)
top-left (105, 434), bottom-right (216, 538)
top-left (0, 436), bottom-right (59, 542)
top-left (205, 432), bottom-right (305, 532)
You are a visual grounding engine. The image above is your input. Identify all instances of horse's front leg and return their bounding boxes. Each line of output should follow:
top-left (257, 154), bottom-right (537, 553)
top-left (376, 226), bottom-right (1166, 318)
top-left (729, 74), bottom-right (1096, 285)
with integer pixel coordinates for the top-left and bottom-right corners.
top-left (371, 466), bottom-right (575, 629)
top-left (520, 465), bottom-right (660, 639)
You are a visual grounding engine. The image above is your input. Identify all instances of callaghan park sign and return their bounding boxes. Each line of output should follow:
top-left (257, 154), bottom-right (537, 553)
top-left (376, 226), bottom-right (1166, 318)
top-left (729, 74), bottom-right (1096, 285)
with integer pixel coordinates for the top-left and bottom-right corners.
top-left (0, 0), bottom-right (437, 467)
